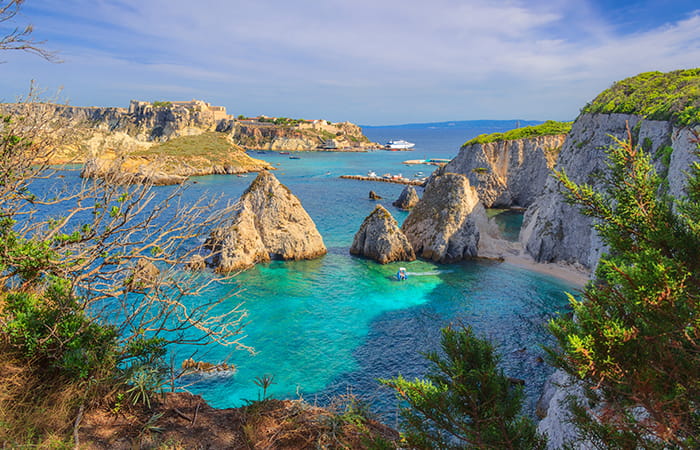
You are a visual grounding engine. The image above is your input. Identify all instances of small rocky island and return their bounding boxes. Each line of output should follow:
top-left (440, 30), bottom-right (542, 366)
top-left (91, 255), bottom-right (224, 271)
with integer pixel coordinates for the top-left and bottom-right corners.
top-left (203, 171), bottom-right (326, 272)
top-left (350, 205), bottom-right (416, 264)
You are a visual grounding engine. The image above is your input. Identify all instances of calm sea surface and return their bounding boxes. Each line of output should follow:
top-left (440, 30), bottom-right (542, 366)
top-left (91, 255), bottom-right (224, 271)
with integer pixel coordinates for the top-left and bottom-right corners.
top-left (159, 121), bottom-right (578, 418)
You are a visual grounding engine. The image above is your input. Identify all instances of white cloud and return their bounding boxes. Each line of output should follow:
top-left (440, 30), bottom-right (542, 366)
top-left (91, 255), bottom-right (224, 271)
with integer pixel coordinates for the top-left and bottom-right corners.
top-left (4, 1), bottom-right (700, 123)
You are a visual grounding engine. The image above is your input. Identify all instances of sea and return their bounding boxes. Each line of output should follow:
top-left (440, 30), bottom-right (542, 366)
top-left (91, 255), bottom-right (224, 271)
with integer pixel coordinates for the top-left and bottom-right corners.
top-left (150, 119), bottom-right (578, 420)
top-left (49, 120), bottom-right (577, 420)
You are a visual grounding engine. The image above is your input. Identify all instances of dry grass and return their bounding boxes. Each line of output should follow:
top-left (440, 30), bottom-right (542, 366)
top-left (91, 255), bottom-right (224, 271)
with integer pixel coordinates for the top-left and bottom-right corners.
top-left (0, 350), bottom-right (84, 448)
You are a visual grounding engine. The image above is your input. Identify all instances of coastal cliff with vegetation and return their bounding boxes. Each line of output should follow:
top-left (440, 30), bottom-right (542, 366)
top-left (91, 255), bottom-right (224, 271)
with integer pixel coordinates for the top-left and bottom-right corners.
top-left (80, 132), bottom-right (273, 185)
top-left (439, 121), bottom-right (570, 208)
top-left (522, 69), bottom-right (700, 271)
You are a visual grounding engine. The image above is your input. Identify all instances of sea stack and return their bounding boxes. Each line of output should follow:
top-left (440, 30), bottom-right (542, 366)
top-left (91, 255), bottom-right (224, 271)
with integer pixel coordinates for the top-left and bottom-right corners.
top-left (392, 185), bottom-right (420, 210)
top-left (205, 171), bottom-right (326, 272)
top-left (402, 173), bottom-right (486, 263)
top-left (350, 205), bottom-right (416, 264)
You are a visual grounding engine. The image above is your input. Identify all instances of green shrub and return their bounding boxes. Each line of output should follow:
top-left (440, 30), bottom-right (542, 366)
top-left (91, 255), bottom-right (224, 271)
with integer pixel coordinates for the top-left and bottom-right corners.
top-left (464, 120), bottom-right (572, 146)
top-left (382, 325), bottom-right (544, 449)
top-left (581, 68), bottom-right (700, 125)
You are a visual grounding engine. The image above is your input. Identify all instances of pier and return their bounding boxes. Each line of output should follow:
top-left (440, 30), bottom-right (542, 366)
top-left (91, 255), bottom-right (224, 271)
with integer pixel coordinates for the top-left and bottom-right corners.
top-left (340, 175), bottom-right (425, 186)
top-left (402, 158), bottom-right (451, 166)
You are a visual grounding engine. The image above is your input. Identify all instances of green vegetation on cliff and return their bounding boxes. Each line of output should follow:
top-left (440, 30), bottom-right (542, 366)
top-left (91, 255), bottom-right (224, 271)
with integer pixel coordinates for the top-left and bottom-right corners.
top-left (132, 131), bottom-right (271, 173)
top-left (463, 120), bottom-right (572, 146)
top-left (581, 68), bottom-right (700, 125)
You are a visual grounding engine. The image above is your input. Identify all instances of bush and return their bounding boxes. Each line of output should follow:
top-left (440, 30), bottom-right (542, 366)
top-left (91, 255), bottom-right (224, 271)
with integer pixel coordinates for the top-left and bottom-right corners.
top-left (464, 120), bottom-right (572, 146)
top-left (381, 325), bottom-right (544, 449)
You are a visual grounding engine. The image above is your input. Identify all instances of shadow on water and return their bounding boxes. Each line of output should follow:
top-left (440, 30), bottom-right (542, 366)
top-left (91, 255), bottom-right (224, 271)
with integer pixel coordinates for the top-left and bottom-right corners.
top-left (310, 258), bottom-right (579, 421)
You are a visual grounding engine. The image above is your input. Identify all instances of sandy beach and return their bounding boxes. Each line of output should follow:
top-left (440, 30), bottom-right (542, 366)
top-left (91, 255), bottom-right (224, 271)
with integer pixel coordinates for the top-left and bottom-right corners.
top-left (502, 254), bottom-right (590, 288)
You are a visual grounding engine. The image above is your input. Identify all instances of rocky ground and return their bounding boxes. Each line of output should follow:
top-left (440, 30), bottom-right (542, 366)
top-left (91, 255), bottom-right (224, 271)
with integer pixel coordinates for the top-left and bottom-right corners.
top-left (79, 393), bottom-right (399, 449)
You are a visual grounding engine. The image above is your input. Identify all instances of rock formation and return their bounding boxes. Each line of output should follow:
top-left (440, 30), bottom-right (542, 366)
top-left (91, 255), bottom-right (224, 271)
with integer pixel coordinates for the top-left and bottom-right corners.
top-left (440, 134), bottom-right (566, 208)
top-left (349, 205), bottom-right (416, 264)
top-left (521, 113), bottom-right (699, 271)
top-left (368, 190), bottom-right (382, 200)
top-left (205, 171), bottom-right (326, 272)
top-left (402, 173), bottom-right (487, 262)
top-left (392, 185), bottom-right (420, 210)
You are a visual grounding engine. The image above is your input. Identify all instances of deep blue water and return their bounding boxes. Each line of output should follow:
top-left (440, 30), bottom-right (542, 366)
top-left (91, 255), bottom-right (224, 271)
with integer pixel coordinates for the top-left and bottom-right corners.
top-left (157, 122), bottom-right (577, 419)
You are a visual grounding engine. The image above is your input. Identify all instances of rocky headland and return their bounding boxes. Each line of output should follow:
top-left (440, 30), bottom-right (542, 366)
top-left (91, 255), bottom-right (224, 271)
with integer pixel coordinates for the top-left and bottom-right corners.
top-left (204, 171), bottom-right (326, 272)
top-left (80, 132), bottom-right (273, 185)
top-left (350, 205), bottom-right (416, 264)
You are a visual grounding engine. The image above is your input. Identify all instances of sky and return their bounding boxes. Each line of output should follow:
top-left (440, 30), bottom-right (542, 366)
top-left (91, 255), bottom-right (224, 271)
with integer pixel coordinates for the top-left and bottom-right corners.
top-left (1, 0), bottom-right (700, 125)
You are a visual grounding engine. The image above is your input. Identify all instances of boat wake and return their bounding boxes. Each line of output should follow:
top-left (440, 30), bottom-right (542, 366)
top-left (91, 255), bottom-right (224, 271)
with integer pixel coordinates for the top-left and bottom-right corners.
top-left (406, 270), bottom-right (453, 276)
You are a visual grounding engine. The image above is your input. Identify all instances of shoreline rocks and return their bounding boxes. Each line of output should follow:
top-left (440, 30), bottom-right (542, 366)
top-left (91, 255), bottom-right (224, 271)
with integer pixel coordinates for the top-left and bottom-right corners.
top-left (350, 205), bottom-right (416, 264)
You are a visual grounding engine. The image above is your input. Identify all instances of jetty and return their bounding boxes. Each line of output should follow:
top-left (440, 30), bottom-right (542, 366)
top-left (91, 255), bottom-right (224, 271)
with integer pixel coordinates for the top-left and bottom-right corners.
top-left (402, 158), bottom-right (451, 166)
top-left (340, 175), bottom-right (425, 186)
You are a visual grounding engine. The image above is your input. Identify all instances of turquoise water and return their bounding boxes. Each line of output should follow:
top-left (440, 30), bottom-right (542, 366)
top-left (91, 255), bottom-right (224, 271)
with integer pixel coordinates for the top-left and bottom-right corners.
top-left (164, 124), bottom-right (577, 418)
top-left (37, 124), bottom-right (575, 419)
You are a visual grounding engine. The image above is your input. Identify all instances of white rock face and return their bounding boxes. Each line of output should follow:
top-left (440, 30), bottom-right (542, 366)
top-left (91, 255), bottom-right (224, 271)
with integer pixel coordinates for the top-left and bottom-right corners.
top-left (522, 114), bottom-right (679, 271)
top-left (205, 171), bottom-right (326, 272)
top-left (402, 173), bottom-right (486, 262)
top-left (443, 134), bottom-right (566, 207)
top-left (536, 370), bottom-right (594, 449)
top-left (350, 205), bottom-right (416, 264)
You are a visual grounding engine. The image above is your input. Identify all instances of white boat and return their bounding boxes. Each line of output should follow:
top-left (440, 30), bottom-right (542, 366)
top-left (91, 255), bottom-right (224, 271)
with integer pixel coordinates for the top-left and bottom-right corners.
top-left (367, 171), bottom-right (378, 177)
top-left (385, 139), bottom-right (415, 150)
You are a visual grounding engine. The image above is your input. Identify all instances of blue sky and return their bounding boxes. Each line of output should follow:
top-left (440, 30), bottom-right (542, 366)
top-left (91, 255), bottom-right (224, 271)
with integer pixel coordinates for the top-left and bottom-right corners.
top-left (1, 0), bottom-right (699, 125)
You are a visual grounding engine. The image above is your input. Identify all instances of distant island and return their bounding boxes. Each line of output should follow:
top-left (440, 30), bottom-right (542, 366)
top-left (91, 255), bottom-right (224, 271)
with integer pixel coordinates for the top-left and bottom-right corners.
top-left (0, 99), bottom-right (379, 183)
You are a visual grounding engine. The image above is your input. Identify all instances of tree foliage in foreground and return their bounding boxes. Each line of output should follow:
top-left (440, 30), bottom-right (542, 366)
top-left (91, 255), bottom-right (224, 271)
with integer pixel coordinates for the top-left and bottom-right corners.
top-left (550, 128), bottom-right (700, 447)
top-left (0, 91), bottom-right (248, 445)
top-left (381, 325), bottom-right (544, 449)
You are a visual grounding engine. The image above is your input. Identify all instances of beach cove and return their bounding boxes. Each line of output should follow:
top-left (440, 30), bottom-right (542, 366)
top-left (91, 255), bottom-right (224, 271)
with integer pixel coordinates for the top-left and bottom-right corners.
top-left (158, 122), bottom-right (582, 418)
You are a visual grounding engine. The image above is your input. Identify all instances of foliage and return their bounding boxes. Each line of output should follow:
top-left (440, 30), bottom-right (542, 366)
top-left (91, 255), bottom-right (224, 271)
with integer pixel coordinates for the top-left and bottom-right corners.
top-left (581, 68), bottom-right (700, 126)
top-left (464, 120), bottom-right (572, 146)
top-left (258, 116), bottom-right (307, 126)
top-left (550, 129), bottom-right (700, 447)
top-left (151, 101), bottom-right (173, 109)
top-left (381, 325), bottom-right (544, 449)
top-left (0, 90), bottom-right (251, 444)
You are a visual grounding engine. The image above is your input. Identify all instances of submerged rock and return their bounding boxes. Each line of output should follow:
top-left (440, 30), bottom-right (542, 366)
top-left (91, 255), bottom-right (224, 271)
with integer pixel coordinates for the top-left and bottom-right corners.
top-left (350, 205), bottom-right (415, 264)
top-left (205, 171), bottom-right (326, 272)
top-left (402, 173), bottom-right (487, 262)
top-left (392, 185), bottom-right (420, 210)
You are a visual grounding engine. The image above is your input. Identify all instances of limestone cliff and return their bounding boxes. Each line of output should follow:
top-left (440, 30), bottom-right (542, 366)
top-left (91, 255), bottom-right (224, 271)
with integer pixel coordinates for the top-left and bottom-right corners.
top-left (441, 134), bottom-right (566, 208)
top-left (350, 205), bottom-right (416, 264)
top-left (204, 171), bottom-right (326, 272)
top-left (520, 113), bottom-right (700, 270)
top-left (0, 101), bottom-right (377, 164)
top-left (402, 173), bottom-right (486, 262)
top-left (219, 120), bottom-right (375, 151)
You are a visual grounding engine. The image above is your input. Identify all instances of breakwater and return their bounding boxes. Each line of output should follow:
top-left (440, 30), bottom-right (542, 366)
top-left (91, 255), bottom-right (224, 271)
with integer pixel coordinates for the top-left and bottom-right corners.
top-left (340, 175), bottom-right (425, 186)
